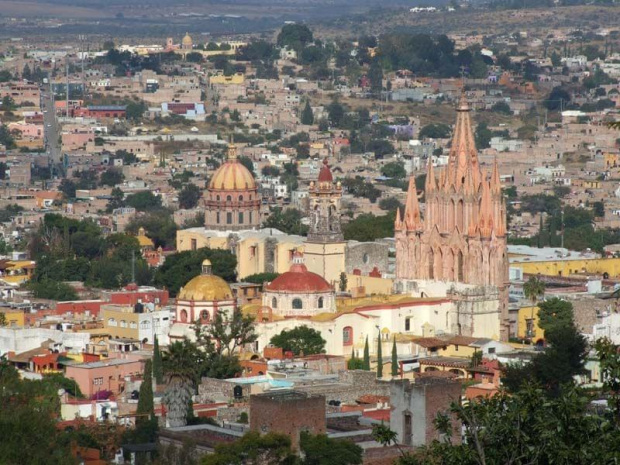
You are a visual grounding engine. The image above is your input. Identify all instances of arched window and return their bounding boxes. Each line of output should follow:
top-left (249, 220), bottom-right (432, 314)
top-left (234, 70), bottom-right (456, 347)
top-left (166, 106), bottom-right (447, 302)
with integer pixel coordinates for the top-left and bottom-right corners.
top-left (216, 212), bottom-right (220, 224)
top-left (318, 297), bottom-right (324, 309)
top-left (271, 297), bottom-right (278, 309)
top-left (292, 298), bottom-right (303, 309)
top-left (226, 195), bottom-right (232, 202)
top-left (457, 199), bottom-right (464, 231)
top-left (108, 318), bottom-right (117, 327)
top-left (201, 310), bottom-right (210, 322)
top-left (238, 212), bottom-right (244, 224)
top-left (180, 310), bottom-right (188, 323)
top-left (216, 195), bottom-right (220, 201)
top-left (239, 195), bottom-right (243, 201)
top-left (130, 322), bottom-right (137, 329)
top-left (120, 320), bottom-right (127, 328)
top-left (343, 326), bottom-right (353, 345)
top-left (457, 250), bottom-right (464, 282)
top-left (140, 320), bottom-right (150, 329)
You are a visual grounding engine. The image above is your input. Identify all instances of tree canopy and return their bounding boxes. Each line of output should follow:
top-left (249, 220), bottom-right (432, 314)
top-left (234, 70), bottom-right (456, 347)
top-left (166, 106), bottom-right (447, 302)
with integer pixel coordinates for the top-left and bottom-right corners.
top-left (270, 326), bottom-right (326, 356)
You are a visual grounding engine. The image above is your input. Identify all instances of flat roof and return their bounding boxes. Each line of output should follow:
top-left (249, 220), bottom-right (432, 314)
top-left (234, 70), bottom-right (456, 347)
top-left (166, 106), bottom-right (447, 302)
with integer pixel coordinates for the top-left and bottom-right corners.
top-left (66, 358), bottom-right (140, 369)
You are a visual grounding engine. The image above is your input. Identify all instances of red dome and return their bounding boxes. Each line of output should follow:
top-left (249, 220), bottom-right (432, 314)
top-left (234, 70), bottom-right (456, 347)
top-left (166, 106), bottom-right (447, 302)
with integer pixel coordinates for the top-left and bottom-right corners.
top-left (317, 158), bottom-right (333, 182)
top-left (266, 263), bottom-right (332, 293)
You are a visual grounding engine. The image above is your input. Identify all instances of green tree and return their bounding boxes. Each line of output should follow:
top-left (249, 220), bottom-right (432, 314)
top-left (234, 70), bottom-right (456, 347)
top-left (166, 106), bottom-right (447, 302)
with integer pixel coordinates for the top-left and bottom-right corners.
top-left (243, 272), bottom-right (280, 285)
top-left (368, 60), bottom-right (384, 94)
top-left (300, 431), bottom-right (363, 465)
top-left (474, 122), bottom-right (493, 149)
top-left (418, 123), bottom-right (451, 139)
top-left (545, 86), bottom-right (571, 111)
top-left (491, 101), bottom-right (512, 115)
top-left (270, 326), bottom-right (326, 356)
top-left (380, 161), bottom-right (406, 179)
top-left (153, 335), bottom-right (164, 385)
top-left (363, 336), bottom-right (370, 370)
top-left (125, 191), bottom-right (162, 212)
top-left (179, 183), bottom-right (202, 209)
top-left (154, 247), bottom-right (237, 296)
top-left (126, 211), bottom-right (178, 248)
top-left (263, 207), bottom-right (308, 235)
top-left (106, 187), bottom-right (125, 212)
top-left (301, 100), bottom-right (314, 125)
top-left (391, 336), bottom-right (398, 377)
top-left (136, 359), bottom-right (155, 429)
top-left (163, 340), bottom-right (200, 428)
top-left (277, 24), bottom-right (314, 51)
top-left (343, 212), bottom-right (395, 241)
top-left (379, 197), bottom-right (403, 212)
top-left (100, 168), bottom-right (124, 187)
top-left (58, 178), bottom-right (77, 199)
top-left (203, 431), bottom-right (296, 465)
top-left (537, 297), bottom-right (574, 334)
top-left (595, 337), bottom-right (620, 425)
top-left (339, 272), bottom-right (348, 292)
top-left (126, 100), bottom-right (147, 121)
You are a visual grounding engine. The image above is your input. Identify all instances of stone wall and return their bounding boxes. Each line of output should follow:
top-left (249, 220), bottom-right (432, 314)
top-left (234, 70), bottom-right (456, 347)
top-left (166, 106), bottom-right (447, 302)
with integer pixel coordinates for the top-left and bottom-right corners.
top-left (294, 370), bottom-right (390, 404)
top-left (198, 377), bottom-right (235, 402)
top-left (346, 242), bottom-right (390, 276)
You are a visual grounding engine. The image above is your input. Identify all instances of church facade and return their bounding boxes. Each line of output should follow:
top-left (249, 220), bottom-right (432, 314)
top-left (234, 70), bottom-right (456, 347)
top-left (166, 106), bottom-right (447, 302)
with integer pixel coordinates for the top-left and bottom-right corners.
top-left (395, 94), bottom-right (509, 340)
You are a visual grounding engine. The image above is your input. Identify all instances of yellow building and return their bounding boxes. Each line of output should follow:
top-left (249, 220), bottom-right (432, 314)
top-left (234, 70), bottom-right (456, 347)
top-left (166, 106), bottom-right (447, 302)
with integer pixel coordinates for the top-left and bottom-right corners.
top-left (176, 228), bottom-right (304, 279)
top-left (511, 256), bottom-right (620, 278)
top-left (605, 152), bottom-right (619, 170)
top-left (209, 73), bottom-right (245, 85)
top-left (517, 305), bottom-right (544, 342)
top-left (101, 305), bottom-right (173, 344)
top-left (0, 308), bottom-right (25, 327)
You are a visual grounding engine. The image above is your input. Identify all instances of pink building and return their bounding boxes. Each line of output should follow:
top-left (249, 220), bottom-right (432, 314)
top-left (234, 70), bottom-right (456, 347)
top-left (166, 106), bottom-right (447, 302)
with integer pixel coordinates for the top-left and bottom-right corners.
top-left (65, 358), bottom-right (143, 398)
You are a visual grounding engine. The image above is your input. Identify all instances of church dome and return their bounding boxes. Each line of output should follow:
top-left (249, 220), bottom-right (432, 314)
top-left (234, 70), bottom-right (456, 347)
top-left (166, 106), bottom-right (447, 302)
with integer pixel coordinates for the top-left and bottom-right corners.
top-left (178, 274), bottom-right (233, 301)
top-left (317, 158), bottom-right (333, 182)
top-left (182, 32), bottom-right (193, 47)
top-left (266, 261), bottom-right (332, 293)
top-left (208, 144), bottom-right (256, 191)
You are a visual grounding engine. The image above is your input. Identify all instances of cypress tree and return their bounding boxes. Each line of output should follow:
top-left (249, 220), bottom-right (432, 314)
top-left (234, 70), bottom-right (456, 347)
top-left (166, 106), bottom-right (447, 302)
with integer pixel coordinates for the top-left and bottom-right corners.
top-left (153, 335), bottom-right (163, 385)
top-left (363, 336), bottom-right (370, 371)
top-left (300, 100), bottom-right (314, 125)
top-left (391, 336), bottom-right (398, 377)
top-left (377, 335), bottom-right (383, 378)
top-left (136, 359), bottom-right (154, 427)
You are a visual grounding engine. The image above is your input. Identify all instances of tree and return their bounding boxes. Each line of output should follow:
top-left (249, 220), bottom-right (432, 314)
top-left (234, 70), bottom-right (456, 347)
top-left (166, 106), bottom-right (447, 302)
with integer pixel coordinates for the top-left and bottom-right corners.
top-left (58, 178), bottom-right (77, 199)
top-left (178, 183), bottom-right (201, 209)
top-left (300, 432), bottom-right (363, 465)
top-left (125, 191), bottom-right (162, 212)
top-left (100, 168), bottom-right (124, 187)
top-left (376, 334), bottom-right (383, 378)
top-left (595, 337), bottom-right (620, 425)
top-left (537, 297), bottom-right (574, 335)
top-left (243, 272), bottom-right (280, 285)
top-left (545, 87), bottom-right (571, 111)
top-left (368, 60), bottom-right (384, 94)
top-left (380, 161), bottom-right (406, 179)
top-left (363, 337), bottom-right (370, 370)
top-left (153, 335), bottom-right (164, 385)
top-left (126, 211), bottom-right (178, 248)
top-left (163, 340), bottom-right (199, 428)
top-left (379, 197), bottom-right (403, 211)
top-left (474, 122), bottom-right (493, 149)
top-left (126, 100), bottom-right (147, 121)
top-left (418, 123), bottom-right (451, 139)
top-left (348, 349), bottom-right (364, 370)
top-left (270, 326), bottom-right (326, 356)
top-left (136, 360), bottom-right (155, 428)
top-left (155, 247), bottom-right (236, 296)
top-left (203, 431), bottom-right (296, 465)
top-left (339, 272), bottom-right (348, 292)
top-left (263, 207), bottom-right (308, 235)
top-left (277, 24), bottom-right (313, 51)
top-left (301, 100), bottom-right (314, 125)
top-left (491, 101), bottom-right (512, 115)
top-left (106, 187), bottom-right (125, 212)
top-left (391, 336), bottom-right (398, 377)
top-left (0, 313), bottom-right (6, 327)
top-left (343, 212), bottom-right (395, 242)
top-left (553, 185), bottom-right (571, 198)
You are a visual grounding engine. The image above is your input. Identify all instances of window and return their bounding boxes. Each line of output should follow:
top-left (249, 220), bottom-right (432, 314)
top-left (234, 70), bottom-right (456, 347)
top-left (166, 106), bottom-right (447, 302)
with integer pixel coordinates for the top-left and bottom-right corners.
top-left (201, 310), bottom-right (210, 321)
top-left (191, 239), bottom-right (197, 251)
top-left (318, 297), bottom-right (324, 309)
top-left (343, 326), bottom-right (353, 345)
top-left (216, 195), bottom-right (220, 201)
top-left (120, 320), bottom-right (127, 328)
top-left (239, 212), bottom-right (244, 224)
top-left (129, 322), bottom-right (137, 329)
top-left (249, 212), bottom-right (253, 223)
top-left (227, 212), bottom-right (232, 224)
top-left (226, 195), bottom-right (232, 202)
top-left (140, 320), bottom-right (150, 330)
top-left (108, 318), bottom-right (117, 327)
top-left (488, 347), bottom-right (496, 354)
top-left (292, 298), bottom-right (303, 309)
top-left (272, 297), bottom-right (278, 309)
top-left (239, 195), bottom-right (243, 201)
top-left (405, 317), bottom-right (411, 332)
top-left (180, 310), bottom-right (188, 323)
top-left (216, 212), bottom-right (220, 224)
top-left (94, 377), bottom-right (103, 386)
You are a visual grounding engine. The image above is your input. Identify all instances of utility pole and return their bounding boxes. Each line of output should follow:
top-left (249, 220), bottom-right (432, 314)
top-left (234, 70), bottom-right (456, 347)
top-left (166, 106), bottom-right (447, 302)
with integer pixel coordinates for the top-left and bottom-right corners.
top-left (65, 59), bottom-right (70, 118)
top-left (561, 208), bottom-right (565, 250)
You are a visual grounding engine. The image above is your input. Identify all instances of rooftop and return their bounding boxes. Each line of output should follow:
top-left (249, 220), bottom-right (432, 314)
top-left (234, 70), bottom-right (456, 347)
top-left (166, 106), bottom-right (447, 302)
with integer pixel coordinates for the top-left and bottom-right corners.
top-left (508, 245), bottom-right (599, 263)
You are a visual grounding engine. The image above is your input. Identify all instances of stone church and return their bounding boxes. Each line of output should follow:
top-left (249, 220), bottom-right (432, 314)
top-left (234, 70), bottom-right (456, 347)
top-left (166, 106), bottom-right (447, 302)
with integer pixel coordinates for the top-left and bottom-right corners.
top-left (395, 94), bottom-right (510, 340)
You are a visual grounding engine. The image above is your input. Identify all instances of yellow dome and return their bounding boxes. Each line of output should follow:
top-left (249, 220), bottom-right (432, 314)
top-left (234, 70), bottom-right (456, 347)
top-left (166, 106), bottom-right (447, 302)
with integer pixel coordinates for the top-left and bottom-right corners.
top-left (208, 160), bottom-right (256, 190)
top-left (178, 274), bottom-right (233, 301)
top-left (182, 33), bottom-right (193, 46)
top-left (202, 258), bottom-right (212, 267)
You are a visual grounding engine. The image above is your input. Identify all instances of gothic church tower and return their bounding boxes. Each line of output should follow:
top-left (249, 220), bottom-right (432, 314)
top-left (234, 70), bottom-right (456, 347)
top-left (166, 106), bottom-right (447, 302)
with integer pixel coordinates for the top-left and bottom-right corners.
top-left (304, 159), bottom-right (346, 286)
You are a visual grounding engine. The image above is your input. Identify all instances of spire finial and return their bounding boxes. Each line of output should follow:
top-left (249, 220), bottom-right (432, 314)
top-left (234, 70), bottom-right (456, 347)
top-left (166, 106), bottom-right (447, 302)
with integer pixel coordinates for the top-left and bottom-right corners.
top-left (227, 135), bottom-right (237, 160)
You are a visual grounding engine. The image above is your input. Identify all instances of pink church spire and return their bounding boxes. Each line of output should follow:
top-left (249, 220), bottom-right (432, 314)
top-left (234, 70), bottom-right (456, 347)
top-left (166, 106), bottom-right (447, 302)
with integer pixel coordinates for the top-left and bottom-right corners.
top-left (404, 176), bottom-right (422, 231)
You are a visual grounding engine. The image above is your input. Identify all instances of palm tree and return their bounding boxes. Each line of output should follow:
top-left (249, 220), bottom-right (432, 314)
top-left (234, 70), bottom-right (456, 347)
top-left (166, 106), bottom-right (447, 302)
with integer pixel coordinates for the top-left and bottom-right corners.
top-left (523, 276), bottom-right (545, 339)
top-left (162, 339), bottom-right (201, 428)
